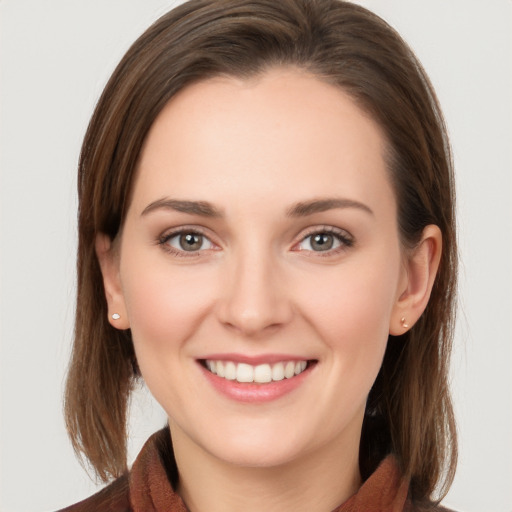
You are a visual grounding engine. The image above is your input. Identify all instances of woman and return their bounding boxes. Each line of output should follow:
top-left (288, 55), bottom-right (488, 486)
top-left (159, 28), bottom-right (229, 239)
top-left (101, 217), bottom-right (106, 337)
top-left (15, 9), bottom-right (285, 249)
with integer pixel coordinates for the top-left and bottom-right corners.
top-left (61, 0), bottom-right (457, 510)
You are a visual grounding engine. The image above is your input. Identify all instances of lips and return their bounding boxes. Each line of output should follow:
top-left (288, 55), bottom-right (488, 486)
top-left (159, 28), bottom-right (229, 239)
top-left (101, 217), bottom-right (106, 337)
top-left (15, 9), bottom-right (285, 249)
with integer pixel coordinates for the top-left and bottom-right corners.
top-left (204, 359), bottom-right (308, 383)
top-left (198, 355), bottom-right (316, 402)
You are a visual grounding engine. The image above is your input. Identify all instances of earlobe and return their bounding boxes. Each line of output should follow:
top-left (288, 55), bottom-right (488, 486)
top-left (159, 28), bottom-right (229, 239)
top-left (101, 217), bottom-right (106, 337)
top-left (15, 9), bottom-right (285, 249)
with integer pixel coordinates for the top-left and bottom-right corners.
top-left (390, 225), bottom-right (442, 335)
top-left (95, 233), bottom-right (130, 330)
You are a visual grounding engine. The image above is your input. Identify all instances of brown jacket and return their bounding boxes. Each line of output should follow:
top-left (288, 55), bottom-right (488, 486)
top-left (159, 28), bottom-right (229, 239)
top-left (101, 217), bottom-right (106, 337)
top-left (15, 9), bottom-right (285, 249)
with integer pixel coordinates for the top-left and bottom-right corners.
top-left (58, 428), bottom-right (452, 512)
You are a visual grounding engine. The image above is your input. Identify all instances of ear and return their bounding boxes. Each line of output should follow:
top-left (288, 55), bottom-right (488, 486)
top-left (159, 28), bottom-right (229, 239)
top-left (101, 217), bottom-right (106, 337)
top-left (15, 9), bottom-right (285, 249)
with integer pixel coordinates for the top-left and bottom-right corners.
top-left (389, 225), bottom-right (442, 335)
top-left (95, 233), bottom-right (130, 330)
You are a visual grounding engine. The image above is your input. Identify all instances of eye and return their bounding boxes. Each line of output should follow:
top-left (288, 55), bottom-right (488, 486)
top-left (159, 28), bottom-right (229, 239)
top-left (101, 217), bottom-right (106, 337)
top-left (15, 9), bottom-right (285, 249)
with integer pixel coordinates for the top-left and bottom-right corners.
top-left (161, 230), bottom-right (215, 254)
top-left (295, 228), bottom-right (353, 253)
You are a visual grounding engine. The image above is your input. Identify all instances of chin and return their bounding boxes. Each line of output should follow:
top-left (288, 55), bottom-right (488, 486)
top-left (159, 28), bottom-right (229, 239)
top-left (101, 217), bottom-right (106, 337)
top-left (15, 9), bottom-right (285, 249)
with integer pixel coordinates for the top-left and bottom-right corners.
top-left (209, 439), bottom-right (308, 469)
top-left (192, 419), bottom-right (320, 469)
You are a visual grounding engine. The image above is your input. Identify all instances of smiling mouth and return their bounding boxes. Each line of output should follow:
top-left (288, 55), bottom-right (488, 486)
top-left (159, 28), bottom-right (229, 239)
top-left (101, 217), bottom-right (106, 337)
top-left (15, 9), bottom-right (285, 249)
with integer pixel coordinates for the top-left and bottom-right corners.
top-left (200, 359), bottom-right (315, 384)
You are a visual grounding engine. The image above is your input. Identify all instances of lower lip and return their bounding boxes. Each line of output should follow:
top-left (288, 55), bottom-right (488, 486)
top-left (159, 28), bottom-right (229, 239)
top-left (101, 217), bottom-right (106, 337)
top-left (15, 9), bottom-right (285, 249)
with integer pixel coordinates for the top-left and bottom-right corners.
top-left (199, 362), bottom-right (315, 403)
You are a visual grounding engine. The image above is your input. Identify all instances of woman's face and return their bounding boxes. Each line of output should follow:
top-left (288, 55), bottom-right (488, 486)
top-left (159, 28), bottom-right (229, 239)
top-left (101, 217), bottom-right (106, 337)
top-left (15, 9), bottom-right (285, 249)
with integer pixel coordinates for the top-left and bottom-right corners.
top-left (103, 69), bottom-right (409, 468)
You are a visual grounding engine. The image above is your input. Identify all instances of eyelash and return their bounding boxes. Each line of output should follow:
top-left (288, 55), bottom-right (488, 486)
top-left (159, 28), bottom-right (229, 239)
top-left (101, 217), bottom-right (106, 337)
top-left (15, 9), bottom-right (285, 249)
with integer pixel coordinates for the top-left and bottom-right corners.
top-left (294, 226), bottom-right (354, 256)
top-left (157, 226), bottom-right (354, 257)
top-left (158, 227), bottom-right (216, 257)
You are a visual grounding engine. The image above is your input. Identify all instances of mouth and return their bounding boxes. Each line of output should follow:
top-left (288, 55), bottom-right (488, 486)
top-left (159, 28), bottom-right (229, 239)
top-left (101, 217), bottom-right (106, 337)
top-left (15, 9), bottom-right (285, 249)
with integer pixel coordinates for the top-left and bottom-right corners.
top-left (200, 359), bottom-right (315, 384)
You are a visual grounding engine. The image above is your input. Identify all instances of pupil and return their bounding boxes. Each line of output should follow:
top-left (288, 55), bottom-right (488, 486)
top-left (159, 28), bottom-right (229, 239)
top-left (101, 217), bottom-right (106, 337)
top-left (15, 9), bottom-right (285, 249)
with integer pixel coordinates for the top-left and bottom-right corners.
top-left (312, 233), bottom-right (333, 251)
top-left (180, 233), bottom-right (202, 251)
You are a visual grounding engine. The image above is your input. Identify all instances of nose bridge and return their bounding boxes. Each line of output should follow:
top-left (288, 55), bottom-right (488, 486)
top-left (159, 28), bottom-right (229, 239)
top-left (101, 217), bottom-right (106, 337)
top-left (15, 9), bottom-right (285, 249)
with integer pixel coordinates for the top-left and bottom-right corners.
top-left (218, 238), bottom-right (291, 336)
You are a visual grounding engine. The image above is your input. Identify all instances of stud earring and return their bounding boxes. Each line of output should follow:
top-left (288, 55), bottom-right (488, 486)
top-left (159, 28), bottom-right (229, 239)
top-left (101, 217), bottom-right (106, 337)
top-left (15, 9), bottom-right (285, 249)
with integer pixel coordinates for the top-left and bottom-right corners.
top-left (400, 317), bottom-right (409, 329)
top-left (112, 313), bottom-right (121, 320)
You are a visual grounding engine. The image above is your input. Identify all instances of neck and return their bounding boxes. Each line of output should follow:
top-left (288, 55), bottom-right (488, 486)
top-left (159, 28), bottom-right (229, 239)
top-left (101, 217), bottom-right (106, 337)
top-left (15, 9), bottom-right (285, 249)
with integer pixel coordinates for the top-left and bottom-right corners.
top-left (170, 420), bottom-right (362, 512)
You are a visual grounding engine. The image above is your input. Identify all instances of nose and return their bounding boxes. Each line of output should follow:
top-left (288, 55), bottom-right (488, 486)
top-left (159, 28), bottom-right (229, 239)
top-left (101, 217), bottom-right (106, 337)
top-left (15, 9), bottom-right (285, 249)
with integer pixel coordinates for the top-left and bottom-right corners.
top-left (216, 247), bottom-right (293, 337)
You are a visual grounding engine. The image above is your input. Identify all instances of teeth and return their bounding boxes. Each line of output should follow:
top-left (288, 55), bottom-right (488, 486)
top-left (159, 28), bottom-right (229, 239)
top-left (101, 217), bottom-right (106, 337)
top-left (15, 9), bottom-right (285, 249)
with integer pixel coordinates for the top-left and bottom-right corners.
top-left (206, 360), bottom-right (216, 374)
top-left (225, 361), bottom-right (236, 380)
top-left (236, 363), bottom-right (254, 383)
top-left (205, 360), bottom-right (309, 383)
top-left (254, 364), bottom-right (272, 383)
top-left (295, 361), bottom-right (307, 375)
top-left (272, 362), bottom-right (285, 381)
top-left (284, 361), bottom-right (295, 379)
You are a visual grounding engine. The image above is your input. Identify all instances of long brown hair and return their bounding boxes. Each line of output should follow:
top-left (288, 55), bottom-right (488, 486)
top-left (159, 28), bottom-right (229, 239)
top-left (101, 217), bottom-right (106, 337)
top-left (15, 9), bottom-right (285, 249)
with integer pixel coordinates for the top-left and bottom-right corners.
top-left (65, 0), bottom-right (457, 505)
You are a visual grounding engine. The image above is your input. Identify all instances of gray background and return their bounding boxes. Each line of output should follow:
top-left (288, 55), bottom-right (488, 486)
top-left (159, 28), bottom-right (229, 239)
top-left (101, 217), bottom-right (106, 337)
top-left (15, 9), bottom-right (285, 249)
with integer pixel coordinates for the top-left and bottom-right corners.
top-left (1, 1), bottom-right (511, 511)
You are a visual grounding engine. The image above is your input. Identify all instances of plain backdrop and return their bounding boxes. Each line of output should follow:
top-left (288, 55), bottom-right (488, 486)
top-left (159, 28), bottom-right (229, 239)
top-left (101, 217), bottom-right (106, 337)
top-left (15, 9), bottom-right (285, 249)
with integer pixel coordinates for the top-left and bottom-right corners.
top-left (1, 1), bottom-right (511, 511)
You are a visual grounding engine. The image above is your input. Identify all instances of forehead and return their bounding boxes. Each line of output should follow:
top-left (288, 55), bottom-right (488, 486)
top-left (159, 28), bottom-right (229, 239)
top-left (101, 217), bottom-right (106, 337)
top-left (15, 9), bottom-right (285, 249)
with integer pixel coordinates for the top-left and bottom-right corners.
top-left (132, 68), bottom-right (393, 217)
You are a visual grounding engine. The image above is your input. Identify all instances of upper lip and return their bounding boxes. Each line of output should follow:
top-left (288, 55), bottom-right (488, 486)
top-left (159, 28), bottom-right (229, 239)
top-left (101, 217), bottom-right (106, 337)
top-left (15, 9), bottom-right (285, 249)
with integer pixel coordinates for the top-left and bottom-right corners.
top-left (199, 353), bottom-right (315, 365)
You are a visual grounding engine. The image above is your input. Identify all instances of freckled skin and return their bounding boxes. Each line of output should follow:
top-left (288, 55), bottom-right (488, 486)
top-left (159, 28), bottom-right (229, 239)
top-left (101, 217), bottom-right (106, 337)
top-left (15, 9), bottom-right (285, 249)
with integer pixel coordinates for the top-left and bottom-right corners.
top-left (99, 68), bottom-right (425, 511)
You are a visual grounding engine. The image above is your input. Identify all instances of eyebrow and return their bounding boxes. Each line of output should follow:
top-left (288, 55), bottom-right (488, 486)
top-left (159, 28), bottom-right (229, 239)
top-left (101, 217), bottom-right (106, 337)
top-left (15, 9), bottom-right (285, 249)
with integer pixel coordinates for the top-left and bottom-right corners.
top-left (141, 198), bottom-right (223, 217)
top-left (141, 196), bottom-right (373, 218)
top-left (286, 198), bottom-right (374, 217)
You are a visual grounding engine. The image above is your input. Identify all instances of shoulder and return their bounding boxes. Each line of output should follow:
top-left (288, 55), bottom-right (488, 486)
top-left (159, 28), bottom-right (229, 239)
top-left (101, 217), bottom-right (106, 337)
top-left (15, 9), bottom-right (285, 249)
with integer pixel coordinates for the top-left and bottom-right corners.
top-left (56, 474), bottom-right (131, 512)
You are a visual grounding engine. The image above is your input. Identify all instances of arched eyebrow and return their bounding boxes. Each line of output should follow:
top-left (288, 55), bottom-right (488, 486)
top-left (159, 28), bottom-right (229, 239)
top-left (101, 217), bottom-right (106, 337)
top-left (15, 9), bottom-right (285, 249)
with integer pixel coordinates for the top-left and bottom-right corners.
top-left (141, 198), bottom-right (223, 217)
top-left (141, 197), bottom-right (373, 218)
top-left (286, 198), bottom-right (374, 217)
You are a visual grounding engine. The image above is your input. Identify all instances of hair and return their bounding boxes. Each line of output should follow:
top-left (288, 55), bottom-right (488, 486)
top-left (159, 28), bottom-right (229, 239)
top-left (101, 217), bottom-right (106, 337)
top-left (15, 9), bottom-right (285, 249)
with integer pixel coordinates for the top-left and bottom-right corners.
top-left (65, 0), bottom-right (457, 506)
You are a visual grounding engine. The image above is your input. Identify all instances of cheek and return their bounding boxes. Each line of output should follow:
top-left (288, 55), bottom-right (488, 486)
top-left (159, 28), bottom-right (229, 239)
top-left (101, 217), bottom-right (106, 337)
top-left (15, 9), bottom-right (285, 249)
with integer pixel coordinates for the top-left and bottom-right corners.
top-left (293, 251), bottom-right (401, 390)
top-left (120, 259), bottom-right (217, 355)
top-left (119, 262), bottom-right (219, 411)
top-left (300, 258), bottom-right (399, 340)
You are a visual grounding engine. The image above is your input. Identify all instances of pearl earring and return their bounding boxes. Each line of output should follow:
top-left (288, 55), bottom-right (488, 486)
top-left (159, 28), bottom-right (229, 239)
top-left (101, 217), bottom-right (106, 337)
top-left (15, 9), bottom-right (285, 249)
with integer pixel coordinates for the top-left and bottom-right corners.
top-left (112, 313), bottom-right (121, 320)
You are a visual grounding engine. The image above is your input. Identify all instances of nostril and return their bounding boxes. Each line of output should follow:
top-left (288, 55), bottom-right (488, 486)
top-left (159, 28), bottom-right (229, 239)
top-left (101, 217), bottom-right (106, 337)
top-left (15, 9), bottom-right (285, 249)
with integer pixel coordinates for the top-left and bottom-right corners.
top-left (215, 267), bottom-right (294, 335)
